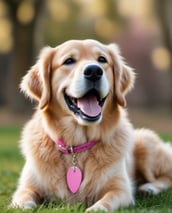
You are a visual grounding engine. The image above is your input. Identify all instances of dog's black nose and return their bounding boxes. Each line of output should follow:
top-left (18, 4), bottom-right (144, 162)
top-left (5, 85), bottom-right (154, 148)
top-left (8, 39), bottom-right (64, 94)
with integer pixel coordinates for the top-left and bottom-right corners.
top-left (84, 65), bottom-right (103, 82)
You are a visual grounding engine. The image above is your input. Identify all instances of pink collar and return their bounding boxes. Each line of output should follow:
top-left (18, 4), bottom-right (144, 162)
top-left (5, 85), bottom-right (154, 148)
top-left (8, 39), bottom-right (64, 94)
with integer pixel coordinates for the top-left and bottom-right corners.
top-left (56, 139), bottom-right (98, 154)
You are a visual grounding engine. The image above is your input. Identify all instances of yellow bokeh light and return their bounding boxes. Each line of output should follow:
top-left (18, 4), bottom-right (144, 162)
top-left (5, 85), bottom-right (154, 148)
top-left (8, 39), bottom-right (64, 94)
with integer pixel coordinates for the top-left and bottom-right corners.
top-left (0, 1), bottom-right (7, 16)
top-left (95, 18), bottom-right (116, 40)
top-left (117, 0), bottom-right (152, 19)
top-left (17, 1), bottom-right (34, 25)
top-left (48, 0), bottom-right (69, 22)
top-left (84, 0), bottom-right (107, 17)
top-left (151, 47), bottom-right (171, 71)
top-left (0, 19), bottom-right (13, 53)
top-left (80, 0), bottom-right (107, 17)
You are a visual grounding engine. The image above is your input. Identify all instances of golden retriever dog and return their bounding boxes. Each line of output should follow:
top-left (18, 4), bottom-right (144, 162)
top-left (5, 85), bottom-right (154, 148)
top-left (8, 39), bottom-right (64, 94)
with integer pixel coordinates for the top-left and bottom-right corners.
top-left (10, 39), bottom-right (172, 212)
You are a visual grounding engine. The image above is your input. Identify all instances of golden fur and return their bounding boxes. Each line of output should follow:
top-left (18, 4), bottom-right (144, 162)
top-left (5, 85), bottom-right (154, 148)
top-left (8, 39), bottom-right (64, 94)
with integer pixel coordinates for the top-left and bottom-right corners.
top-left (10, 40), bottom-right (172, 211)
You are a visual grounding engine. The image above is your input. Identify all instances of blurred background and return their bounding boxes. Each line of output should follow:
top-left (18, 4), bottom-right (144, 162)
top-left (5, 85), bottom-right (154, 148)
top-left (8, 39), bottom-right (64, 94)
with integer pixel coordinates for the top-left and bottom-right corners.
top-left (0, 0), bottom-right (171, 134)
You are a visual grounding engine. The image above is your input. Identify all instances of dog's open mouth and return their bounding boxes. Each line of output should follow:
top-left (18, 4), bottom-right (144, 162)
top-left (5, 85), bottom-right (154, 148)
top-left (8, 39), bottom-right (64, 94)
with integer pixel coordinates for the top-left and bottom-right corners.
top-left (64, 89), bottom-right (106, 122)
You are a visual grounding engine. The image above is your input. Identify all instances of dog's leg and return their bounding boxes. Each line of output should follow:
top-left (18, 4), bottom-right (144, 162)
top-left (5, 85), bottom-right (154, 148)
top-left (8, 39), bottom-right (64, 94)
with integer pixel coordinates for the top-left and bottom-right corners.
top-left (138, 176), bottom-right (172, 195)
top-left (134, 129), bottom-right (172, 195)
top-left (86, 174), bottom-right (134, 213)
top-left (10, 162), bottom-right (43, 209)
top-left (86, 189), bottom-right (134, 212)
top-left (10, 186), bottom-right (42, 209)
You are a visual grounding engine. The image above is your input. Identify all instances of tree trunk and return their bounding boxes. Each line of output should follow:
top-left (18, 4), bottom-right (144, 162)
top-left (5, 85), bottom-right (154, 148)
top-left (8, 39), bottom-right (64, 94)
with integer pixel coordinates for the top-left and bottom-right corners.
top-left (5, 0), bottom-right (44, 112)
top-left (156, 0), bottom-right (172, 107)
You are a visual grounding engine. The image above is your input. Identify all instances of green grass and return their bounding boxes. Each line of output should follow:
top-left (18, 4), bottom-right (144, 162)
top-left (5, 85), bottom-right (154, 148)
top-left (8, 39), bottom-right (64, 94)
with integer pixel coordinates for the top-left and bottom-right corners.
top-left (0, 127), bottom-right (172, 212)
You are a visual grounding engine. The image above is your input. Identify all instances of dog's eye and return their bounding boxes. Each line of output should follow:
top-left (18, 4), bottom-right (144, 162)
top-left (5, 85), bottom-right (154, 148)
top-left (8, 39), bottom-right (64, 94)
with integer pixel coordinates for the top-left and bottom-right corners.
top-left (97, 56), bottom-right (108, 63)
top-left (63, 58), bottom-right (76, 65)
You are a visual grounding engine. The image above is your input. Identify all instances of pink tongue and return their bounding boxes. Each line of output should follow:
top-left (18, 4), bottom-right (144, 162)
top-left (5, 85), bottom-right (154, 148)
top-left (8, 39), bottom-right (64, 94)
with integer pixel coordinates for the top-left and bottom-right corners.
top-left (77, 95), bottom-right (101, 117)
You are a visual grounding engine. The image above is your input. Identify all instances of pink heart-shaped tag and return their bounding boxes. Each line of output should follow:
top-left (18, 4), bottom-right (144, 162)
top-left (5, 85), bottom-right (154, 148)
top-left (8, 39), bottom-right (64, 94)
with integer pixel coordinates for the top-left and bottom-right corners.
top-left (66, 166), bottom-right (82, 193)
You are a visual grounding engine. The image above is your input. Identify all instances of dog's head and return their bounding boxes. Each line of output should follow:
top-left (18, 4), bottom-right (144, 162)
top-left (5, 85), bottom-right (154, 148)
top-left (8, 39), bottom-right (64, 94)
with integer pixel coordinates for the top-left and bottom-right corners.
top-left (21, 40), bottom-right (135, 125)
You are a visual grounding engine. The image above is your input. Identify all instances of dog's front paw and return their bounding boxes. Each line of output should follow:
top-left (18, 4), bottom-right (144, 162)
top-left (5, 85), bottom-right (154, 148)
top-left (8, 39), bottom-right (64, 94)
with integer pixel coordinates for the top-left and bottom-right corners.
top-left (9, 200), bottom-right (37, 209)
top-left (86, 202), bottom-right (108, 212)
top-left (23, 201), bottom-right (37, 209)
top-left (138, 183), bottom-right (159, 195)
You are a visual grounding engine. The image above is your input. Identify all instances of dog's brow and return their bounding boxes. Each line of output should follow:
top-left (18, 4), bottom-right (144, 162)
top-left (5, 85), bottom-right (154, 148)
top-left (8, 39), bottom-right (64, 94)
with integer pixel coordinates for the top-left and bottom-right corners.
top-left (58, 48), bottom-right (81, 62)
top-left (52, 48), bottom-right (80, 69)
top-left (62, 49), bottom-right (80, 58)
top-left (91, 46), bottom-right (107, 55)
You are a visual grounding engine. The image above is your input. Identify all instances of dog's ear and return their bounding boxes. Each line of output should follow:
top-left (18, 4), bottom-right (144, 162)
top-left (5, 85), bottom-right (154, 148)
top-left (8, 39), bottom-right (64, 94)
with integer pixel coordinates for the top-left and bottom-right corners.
top-left (20, 47), bottom-right (55, 110)
top-left (108, 44), bottom-right (135, 107)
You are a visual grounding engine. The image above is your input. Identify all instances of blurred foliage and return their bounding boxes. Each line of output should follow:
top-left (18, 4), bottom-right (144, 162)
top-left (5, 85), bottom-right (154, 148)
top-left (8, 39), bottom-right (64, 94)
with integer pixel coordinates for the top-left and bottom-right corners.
top-left (0, 0), bottom-right (171, 111)
top-left (43, 0), bottom-right (124, 45)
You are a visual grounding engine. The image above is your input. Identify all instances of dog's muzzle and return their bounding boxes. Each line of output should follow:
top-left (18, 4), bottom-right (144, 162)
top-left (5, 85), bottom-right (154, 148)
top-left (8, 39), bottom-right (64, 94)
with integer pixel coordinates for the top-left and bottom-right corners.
top-left (64, 65), bottom-right (107, 123)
